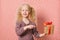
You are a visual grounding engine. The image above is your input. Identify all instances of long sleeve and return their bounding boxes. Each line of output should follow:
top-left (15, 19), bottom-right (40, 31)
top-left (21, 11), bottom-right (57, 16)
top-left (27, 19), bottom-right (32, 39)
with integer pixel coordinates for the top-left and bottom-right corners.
top-left (15, 22), bottom-right (27, 36)
top-left (32, 27), bottom-right (40, 38)
top-left (31, 22), bottom-right (40, 38)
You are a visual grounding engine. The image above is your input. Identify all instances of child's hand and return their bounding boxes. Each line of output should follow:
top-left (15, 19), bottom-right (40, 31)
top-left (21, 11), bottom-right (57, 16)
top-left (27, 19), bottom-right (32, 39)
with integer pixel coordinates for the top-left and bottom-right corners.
top-left (27, 25), bottom-right (36, 29)
top-left (39, 33), bottom-right (46, 37)
top-left (24, 25), bottom-right (35, 30)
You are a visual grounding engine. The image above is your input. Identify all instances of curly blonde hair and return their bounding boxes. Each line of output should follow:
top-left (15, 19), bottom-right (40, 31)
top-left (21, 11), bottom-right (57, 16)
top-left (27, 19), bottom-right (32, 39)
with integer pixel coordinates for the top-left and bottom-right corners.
top-left (16, 4), bottom-right (37, 24)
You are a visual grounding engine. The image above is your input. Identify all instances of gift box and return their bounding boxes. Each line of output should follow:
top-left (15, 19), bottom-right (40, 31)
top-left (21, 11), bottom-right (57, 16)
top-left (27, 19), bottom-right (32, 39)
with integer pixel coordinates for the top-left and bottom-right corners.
top-left (43, 22), bottom-right (54, 35)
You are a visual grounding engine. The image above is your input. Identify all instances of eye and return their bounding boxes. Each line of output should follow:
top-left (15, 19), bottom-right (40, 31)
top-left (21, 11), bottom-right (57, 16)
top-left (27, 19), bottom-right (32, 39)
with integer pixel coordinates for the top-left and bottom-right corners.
top-left (26, 10), bottom-right (30, 12)
top-left (22, 10), bottom-right (24, 11)
top-left (26, 10), bottom-right (29, 11)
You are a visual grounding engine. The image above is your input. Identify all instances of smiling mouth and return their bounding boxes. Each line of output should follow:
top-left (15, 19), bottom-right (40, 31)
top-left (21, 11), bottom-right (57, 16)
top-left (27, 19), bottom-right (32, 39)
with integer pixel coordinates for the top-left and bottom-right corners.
top-left (23, 13), bottom-right (27, 15)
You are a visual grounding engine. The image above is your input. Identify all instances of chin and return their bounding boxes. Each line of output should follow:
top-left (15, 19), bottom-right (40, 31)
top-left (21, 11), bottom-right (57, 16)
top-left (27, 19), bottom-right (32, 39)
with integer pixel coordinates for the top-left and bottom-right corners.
top-left (25, 17), bottom-right (28, 18)
top-left (24, 16), bottom-right (28, 18)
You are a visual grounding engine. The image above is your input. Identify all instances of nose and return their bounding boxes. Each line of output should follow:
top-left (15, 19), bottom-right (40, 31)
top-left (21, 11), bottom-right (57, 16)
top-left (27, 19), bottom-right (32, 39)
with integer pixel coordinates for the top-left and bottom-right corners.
top-left (23, 10), bottom-right (26, 14)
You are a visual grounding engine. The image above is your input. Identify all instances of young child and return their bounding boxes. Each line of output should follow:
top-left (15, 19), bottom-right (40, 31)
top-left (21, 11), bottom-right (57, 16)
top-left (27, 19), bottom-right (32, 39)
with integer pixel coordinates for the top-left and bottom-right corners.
top-left (15, 4), bottom-right (45, 40)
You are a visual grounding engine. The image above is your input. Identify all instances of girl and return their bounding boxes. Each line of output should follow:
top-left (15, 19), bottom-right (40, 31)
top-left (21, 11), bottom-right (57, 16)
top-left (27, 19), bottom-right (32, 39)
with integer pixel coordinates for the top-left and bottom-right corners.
top-left (15, 4), bottom-right (46, 40)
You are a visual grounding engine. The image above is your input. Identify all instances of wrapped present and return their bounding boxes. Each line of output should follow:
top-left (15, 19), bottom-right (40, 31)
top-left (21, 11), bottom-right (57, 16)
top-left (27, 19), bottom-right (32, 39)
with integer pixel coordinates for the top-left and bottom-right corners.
top-left (43, 21), bottom-right (54, 35)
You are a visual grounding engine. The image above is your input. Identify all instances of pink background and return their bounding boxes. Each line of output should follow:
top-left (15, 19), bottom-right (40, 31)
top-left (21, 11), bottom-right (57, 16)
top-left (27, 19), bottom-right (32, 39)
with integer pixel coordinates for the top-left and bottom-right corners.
top-left (0, 0), bottom-right (60, 40)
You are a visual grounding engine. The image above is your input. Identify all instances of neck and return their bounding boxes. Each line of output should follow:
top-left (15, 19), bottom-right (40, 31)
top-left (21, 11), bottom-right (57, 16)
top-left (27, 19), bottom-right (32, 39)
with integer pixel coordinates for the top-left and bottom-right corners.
top-left (22, 17), bottom-right (29, 24)
top-left (23, 17), bottom-right (28, 20)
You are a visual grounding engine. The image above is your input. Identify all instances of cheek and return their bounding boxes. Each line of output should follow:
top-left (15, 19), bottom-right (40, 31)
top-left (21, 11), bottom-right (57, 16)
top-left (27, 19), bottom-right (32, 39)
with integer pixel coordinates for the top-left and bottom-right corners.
top-left (26, 11), bottom-right (29, 14)
top-left (27, 11), bottom-right (30, 14)
top-left (26, 11), bottom-right (30, 16)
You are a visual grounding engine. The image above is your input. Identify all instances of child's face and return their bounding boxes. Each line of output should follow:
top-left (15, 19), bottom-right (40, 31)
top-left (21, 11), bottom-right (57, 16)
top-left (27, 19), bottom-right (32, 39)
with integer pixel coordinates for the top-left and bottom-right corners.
top-left (21, 5), bottom-right (30, 18)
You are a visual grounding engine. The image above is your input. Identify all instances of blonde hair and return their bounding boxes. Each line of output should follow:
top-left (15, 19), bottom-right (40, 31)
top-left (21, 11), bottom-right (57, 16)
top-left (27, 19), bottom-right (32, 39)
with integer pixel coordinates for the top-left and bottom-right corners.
top-left (16, 4), bottom-right (37, 25)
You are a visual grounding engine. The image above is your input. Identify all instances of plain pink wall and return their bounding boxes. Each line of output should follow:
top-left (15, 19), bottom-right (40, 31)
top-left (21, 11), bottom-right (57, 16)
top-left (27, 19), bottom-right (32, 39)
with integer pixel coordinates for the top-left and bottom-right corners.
top-left (0, 0), bottom-right (60, 40)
